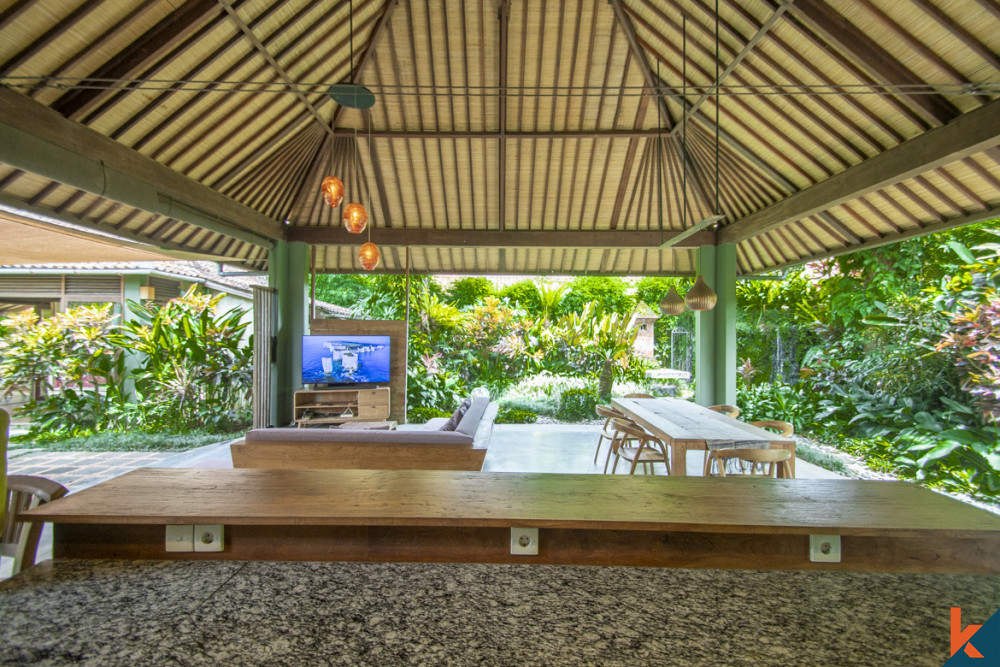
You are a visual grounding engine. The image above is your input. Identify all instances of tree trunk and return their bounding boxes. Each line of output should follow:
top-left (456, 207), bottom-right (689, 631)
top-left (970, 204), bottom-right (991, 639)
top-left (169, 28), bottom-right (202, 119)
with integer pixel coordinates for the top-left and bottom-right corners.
top-left (598, 363), bottom-right (614, 399)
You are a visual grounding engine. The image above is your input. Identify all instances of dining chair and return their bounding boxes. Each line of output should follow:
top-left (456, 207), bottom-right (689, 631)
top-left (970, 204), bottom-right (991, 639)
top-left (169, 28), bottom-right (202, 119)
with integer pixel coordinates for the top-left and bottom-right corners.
top-left (623, 393), bottom-right (654, 399)
top-left (594, 404), bottom-right (626, 464)
top-left (715, 448), bottom-right (793, 478)
top-left (2, 475), bottom-right (69, 576)
top-left (607, 418), bottom-right (670, 475)
top-left (748, 419), bottom-right (794, 437)
top-left (704, 420), bottom-right (794, 476)
top-left (708, 404), bottom-right (741, 419)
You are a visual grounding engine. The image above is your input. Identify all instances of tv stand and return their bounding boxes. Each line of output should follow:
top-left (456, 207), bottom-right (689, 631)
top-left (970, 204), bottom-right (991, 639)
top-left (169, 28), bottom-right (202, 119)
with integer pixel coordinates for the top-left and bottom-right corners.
top-left (294, 387), bottom-right (390, 427)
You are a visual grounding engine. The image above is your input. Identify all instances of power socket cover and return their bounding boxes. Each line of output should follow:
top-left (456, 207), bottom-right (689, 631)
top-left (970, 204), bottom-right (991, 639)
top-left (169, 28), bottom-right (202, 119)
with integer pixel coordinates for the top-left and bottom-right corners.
top-left (194, 524), bottom-right (225, 552)
top-left (510, 527), bottom-right (539, 555)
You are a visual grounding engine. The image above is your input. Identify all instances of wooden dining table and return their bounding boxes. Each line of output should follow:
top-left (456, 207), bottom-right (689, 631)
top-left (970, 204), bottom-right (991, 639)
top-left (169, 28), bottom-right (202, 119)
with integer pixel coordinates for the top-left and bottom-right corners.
top-left (610, 397), bottom-right (796, 477)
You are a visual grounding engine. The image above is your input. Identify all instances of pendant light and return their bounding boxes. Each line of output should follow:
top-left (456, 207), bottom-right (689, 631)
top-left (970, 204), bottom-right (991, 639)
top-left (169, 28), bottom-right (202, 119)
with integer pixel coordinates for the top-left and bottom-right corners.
top-left (685, 275), bottom-right (717, 311)
top-left (321, 176), bottom-right (343, 208)
top-left (359, 241), bottom-right (380, 270)
top-left (659, 286), bottom-right (686, 316)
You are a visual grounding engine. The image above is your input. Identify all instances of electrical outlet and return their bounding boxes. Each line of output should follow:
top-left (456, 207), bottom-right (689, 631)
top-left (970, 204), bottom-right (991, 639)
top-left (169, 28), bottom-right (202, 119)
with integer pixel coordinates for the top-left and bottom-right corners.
top-left (809, 534), bottom-right (841, 563)
top-left (194, 525), bottom-right (225, 552)
top-left (165, 525), bottom-right (193, 552)
top-left (510, 527), bottom-right (539, 555)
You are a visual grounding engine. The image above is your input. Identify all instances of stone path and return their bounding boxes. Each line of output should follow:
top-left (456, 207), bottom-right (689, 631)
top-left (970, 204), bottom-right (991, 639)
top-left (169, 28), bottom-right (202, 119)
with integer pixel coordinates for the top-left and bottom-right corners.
top-left (5, 450), bottom-right (176, 492)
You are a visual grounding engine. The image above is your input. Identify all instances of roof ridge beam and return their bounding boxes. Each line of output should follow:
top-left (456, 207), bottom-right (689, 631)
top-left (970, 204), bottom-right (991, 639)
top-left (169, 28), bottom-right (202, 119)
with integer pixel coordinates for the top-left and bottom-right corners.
top-left (719, 97), bottom-right (1000, 244)
top-left (287, 228), bottom-right (715, 248)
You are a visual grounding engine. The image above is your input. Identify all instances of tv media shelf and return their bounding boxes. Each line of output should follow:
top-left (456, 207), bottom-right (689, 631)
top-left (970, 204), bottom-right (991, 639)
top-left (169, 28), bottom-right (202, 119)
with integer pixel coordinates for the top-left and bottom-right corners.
top-left (294, 387), bottom-right (390, 427)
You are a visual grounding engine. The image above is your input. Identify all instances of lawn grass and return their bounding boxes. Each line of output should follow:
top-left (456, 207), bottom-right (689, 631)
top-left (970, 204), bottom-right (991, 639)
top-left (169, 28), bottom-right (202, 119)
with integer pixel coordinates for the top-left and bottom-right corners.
top-left (10, 430), bottom-right (243, 453)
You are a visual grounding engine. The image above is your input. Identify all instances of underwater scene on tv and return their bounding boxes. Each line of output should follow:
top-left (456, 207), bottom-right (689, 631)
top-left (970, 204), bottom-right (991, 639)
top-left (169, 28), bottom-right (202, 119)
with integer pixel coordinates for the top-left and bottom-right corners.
top-left (302, 335), bottom-right (391, 385)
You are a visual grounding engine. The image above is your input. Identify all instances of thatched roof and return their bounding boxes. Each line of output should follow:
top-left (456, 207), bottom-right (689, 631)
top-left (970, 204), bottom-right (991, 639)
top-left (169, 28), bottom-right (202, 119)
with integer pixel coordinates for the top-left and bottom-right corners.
top-left (1, 0), bottom-right (998, 275)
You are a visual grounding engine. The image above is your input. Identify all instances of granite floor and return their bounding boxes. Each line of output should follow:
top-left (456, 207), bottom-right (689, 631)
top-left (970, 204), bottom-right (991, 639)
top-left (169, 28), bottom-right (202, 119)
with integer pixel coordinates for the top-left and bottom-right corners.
top-left (2, 559), bottom-right (997, 666)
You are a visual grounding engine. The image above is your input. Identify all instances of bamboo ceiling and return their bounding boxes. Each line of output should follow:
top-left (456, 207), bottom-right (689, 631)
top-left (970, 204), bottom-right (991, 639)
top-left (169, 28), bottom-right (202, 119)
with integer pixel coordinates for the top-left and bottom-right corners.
top-left (0, 0), bottom-right (998, 275)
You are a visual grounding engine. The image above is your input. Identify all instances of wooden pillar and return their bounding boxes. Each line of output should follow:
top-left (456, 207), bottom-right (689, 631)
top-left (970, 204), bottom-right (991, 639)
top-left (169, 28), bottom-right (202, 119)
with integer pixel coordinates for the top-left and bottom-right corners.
top-left (694, 244), bottom-right (737, 407)
top-left (268, 241), bottom-right (310, 426)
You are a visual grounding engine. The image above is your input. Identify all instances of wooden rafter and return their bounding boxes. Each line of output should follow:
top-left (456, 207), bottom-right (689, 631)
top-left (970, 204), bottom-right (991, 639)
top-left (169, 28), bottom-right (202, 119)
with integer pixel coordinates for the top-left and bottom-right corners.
top-left (609, 0), bottom-right (672, 129)
top-left (720, 98), bottom-right (1000, 244)
top-left (790, 0), bottom-right (958, 127)
top-left (50, 0), bottom-right (221, 120)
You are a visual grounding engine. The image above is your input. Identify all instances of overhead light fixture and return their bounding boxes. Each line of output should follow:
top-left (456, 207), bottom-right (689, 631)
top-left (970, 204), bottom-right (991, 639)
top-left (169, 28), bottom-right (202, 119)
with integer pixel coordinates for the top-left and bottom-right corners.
top-left (685, 275), bottom-right (718, 311)
top-left (139, 285), bottom-right (155, 301)
top-left (343, 201), bottom-right (367, 233)
top-left (359, 241), bottom-right (380, 271)
top-left (659, 286), bottom-right (686, 316)
top-left (321, 176), bottom-right (344, 208)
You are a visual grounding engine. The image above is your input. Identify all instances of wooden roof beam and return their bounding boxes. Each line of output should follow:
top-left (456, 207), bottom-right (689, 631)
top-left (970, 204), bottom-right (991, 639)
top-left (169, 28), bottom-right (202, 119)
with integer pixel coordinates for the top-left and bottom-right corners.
top-left (719, 97), bottom-right (1000, 244)
top-left (219, 0), bottom-right (332, 139)
top-left (49, 0), bottom-right (221, 120)
top-left (287, 228), bottom-right (715, 248)
top-left (789, 0), bottom-right (959, 127)
top-left (0, 89), bottom-right (283, 245)
top-left (672, 0), bottom-right (791, 128)
top-left (609, 0), bottom-right (672, 129)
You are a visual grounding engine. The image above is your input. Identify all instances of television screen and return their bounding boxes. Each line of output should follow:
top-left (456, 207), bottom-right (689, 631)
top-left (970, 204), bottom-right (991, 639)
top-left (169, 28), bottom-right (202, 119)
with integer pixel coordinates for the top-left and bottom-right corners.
top-left (302, 335), bottom-right (391, 385)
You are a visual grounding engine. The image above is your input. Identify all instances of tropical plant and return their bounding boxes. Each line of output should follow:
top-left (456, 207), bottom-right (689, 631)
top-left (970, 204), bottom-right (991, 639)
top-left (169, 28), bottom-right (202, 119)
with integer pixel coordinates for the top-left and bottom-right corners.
top-left (557, 387), bottom-right (600, 421)
top-left (558, 276), bottom-right (634, 316)
top-left (0, 304), bottom-right (125, 434)
top-left (116, 286), bottom-right (252, 433)
top-left (446, 277), bottom-right (494, 308)
top-left (556, 303), bottom-right (639, 397)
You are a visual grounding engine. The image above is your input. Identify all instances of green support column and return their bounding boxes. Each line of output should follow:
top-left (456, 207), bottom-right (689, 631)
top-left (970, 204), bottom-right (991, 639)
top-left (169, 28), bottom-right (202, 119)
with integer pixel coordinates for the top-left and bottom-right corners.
top-left (694, 244), bottom-right (738, 407)
top-left (269, 240), bottom-right (310, 426)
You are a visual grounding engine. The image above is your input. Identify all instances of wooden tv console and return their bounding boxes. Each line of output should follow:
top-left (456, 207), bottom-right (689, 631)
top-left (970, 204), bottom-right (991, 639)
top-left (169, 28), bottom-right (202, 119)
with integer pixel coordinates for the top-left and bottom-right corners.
top-left (23, 469), bottom-right (1000, 574)
top-left (294, 387), bottom-right (389, 427)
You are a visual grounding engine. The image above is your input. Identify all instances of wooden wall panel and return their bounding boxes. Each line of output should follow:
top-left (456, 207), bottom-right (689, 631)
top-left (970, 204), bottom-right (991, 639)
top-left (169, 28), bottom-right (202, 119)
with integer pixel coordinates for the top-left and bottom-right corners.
top-left (310, 318), bottom-right (407, 422)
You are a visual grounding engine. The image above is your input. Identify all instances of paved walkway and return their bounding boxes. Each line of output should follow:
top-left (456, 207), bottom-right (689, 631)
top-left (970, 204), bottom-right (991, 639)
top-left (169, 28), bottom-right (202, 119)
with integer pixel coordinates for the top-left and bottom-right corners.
top-left (6, 450), bottom-right (177, 492)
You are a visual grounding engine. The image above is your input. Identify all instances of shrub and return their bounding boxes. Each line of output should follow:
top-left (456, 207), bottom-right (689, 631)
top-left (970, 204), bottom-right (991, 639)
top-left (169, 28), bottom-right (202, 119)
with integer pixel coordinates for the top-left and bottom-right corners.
top-left (446, 277), bottom-right (495, 308)
top-left (499, 396), bottom-right (559, 418)
top-left (495, 407), bottom-right (538, 424)
top-left (406, 406), bottom-right (451, 423)
top-left (558, 387), bottom-right (600, 421)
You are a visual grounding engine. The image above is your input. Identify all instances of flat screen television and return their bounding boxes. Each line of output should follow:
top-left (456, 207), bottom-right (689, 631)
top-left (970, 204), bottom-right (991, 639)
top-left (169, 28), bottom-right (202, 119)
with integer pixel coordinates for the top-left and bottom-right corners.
top-left (301, 334), bottom-right (391, 385)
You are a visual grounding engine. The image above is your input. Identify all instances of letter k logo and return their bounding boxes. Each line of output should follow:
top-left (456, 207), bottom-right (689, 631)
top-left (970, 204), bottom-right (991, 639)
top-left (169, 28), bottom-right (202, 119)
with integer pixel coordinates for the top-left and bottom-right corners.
top-left (951, 607), bottom-right (984, 659)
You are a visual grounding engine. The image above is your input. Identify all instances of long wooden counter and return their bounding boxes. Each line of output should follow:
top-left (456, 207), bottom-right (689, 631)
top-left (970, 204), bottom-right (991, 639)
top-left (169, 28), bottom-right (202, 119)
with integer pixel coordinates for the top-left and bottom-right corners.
top-left (23, 468), bottom-right (1000, 573)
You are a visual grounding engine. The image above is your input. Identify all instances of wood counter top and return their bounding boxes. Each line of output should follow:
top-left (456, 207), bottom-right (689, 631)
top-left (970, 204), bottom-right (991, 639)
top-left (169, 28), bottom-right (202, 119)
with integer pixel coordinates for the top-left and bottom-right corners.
top-left (24, 468), bottom-right (1000, 539)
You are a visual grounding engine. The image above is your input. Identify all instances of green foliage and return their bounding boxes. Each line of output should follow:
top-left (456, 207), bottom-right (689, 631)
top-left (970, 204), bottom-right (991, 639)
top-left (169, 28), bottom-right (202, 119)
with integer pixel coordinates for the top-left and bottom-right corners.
top-left (405, 406), bottom-right (451, 423)
top-left (117, 286), bottom-right (252, 433)
top-left (498, 280), bottom-right (542, 315)
top-left (557, 387), bottom-right (599, 421)
top-left (0, 304), bottom-right (125, 434)
top-left (13, 429), bottom-right (243, 452)
top-left (446, 277), bottom-right (495, 308)
top-left (498, 395), bottom-right (559, 418)
top-left (555, 303), bottom-right (638, 397)
top-left (406, 366), bottom-right (467, 412)
top-left (558, 277), bottom-right (634, 316)
top-left (495, 407), bottom-right (538, 424)
top-left (736, 382), bottom-right (819, 434)
top-left (312, 274), bottom-right (369, 309)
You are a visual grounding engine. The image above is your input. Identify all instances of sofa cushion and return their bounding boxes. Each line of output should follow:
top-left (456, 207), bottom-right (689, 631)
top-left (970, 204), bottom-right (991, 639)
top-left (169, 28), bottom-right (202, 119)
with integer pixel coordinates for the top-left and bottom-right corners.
top-left (245, 427), bottom-right (475, 446)
top-left (455, 397), bottom-right (490, 438)
top-left (441, 397), bottom-right (474, 431)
